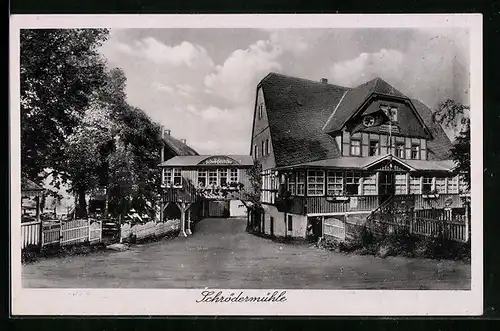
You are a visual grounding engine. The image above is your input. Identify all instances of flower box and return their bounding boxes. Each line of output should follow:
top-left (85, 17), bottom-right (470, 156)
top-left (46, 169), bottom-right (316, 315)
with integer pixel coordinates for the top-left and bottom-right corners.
top-left (326, 196), bottom-right (349, 202)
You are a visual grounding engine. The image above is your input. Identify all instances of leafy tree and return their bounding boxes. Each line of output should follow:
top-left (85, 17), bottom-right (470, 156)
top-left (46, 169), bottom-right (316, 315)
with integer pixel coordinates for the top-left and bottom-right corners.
top-left (240, 160), bottom-right (263, 232)
top-left (113, 106), bottom-right (162, 218)
top-left (433, 99), bottom-right (470, 189)
top-left (21, 29), bottom-right (109, 182)
top-left (107, 138), bottom-right (137, 218)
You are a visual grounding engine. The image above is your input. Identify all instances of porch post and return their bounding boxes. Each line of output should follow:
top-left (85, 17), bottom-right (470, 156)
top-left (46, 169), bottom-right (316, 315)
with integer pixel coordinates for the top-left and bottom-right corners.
top-left (186, 204), bottom-right (192, 235)
top-left (178, 202), bottom-right (187, 237)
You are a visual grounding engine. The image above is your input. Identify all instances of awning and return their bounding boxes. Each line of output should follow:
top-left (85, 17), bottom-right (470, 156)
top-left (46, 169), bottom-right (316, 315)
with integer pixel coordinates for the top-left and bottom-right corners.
top-left (275, 154), bottom-right (456, 172)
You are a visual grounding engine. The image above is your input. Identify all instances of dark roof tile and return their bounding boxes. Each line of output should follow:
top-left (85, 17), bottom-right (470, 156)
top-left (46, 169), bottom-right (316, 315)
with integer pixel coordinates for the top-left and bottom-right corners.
top-left (163, 135), bottom-right (199, 156)
top-left (260, 73), bottom-right (348, 167)
top-left (260, 73), bottom-right (454, 165)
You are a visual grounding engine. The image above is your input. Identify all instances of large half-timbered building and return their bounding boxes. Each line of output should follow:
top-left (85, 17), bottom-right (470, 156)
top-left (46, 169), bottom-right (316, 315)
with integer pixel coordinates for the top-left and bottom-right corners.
top-left (250, 73), bottom-right (469, 239)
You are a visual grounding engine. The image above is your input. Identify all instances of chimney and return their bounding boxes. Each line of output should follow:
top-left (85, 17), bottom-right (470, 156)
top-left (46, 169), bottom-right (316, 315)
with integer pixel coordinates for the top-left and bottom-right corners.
top-left (320, 78), bottom-right (328, 84)
top-left (164, 129), bottom-right (171, 136)
top-left (180, 138), bottom-right (187, 145)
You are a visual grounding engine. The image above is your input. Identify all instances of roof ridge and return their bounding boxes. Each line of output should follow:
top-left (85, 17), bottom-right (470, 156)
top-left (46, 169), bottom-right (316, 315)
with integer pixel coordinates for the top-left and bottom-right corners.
top-left (261, 72), bottom-right (348, 89)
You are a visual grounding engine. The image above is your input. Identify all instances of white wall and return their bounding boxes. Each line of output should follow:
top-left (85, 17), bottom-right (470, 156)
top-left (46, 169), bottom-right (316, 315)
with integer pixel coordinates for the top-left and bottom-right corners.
top-left (230, 200), bottom-right (247, 217)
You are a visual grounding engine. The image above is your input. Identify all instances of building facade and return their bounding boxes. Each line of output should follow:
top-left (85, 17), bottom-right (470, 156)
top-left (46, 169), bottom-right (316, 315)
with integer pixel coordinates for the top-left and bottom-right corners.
top-left (250, 73), bottom-right (469, 239)
top-left (158, 154), bottom-right (254, 236)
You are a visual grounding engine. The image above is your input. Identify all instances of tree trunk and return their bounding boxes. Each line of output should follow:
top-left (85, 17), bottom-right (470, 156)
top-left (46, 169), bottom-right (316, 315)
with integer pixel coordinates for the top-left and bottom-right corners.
top-left (75, 188), bottom-right (88, 219)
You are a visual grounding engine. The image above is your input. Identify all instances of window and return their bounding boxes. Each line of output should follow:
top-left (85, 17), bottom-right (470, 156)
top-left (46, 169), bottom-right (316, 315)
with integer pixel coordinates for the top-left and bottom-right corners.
top-left (173, 168), bottom-right (182, 186)
top-left (261, 141), bottom-right (265, 157)
top-left (287, 215), bottom-right (293, 231)
top-left (395, 143), bottom-right (405, 158)
top-left (219, 169), bottom-right (228, 186)
top-left (197, 169), bottom-right (207, 187)
top-left (163, 168), bottom-right (172, 185)
top-left (409, 176), bottom-right (421, 194)
top-left (307, 170), bottom-right (325, 196)
top-left (395, 174), bottom-right (407, 195)
top-left (381, 105), bottom-right (398, 122)
top-left (363, 173), bottom-right (377, 195)
top-left (327, 171), bottom-right (343, 196)
top-left (422, 177), bottom-right (434, 194)
top-left (350, 139), bottom-right (361, 156)
top-left (230, 168), bottom-right (238, 183)
top-left (369, 140), bottom-right (379, 156)
top-left (288, 172), bottom-right (296, 195)
top-left (265, 139), bottom-right (270, 155)
top-left (258, 104), bottom-right (263, 119)
top-left (345, 171), bottom-right (361, 195)
top-left (435, 177), bottom-right (446, 194)
top-left (448, 176), bottom-right (459, 194)
top-left (411, 143), bottom-right (420, 160)
top-left (208, 169), bottom-right (218, 186)
top-left (390, 107), bottom-right (398, 122)
top-left (296, 171), bottom-right (305, 195)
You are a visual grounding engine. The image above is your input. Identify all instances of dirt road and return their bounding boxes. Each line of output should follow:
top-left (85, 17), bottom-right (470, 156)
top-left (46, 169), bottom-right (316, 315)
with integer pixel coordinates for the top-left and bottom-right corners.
top-left (22, 217), bottom-right (471, 289)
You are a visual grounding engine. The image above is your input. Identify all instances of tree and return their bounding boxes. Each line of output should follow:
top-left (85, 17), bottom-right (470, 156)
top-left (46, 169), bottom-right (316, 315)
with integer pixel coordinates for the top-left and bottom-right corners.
top-left (64, 105), bottom-right (114, 218)
top-left (113, 106), bottom-right (162, 218)
top-left (240, 160), bottom-right (263, 232)
top-left (433, 99), bottom-right (471, 189)
top-left (21, 29), bottom-right (109, 182)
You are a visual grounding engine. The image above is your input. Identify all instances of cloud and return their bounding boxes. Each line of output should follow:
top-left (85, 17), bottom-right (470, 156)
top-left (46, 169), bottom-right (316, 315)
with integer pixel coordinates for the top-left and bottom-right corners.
top-left (151, 82), bottom-right (174, 93)
top-left (152, 82), bottom-right (196, 98)
top-left (204, 39), bottom-right (283, 105)
top-left (331, 49), bottom-right (405, 87)
top-left (269, 30), bottom-right (309, 55)
top-left (114, 37), bottom-right (214, 69)
top-left (329, 29), bottom-right (470, 108)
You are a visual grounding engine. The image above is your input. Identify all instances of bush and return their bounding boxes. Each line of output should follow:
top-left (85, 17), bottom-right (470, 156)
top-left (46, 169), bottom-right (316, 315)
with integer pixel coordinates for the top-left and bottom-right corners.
top-left (323, 221), bottom-right (471, 261)
top-left (382, 228), bottom-right (417, 258)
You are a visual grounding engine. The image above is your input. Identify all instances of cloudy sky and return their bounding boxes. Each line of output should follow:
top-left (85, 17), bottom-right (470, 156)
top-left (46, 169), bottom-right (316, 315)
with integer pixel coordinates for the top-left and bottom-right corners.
top-left (99, 28), bottom-right (470, 155)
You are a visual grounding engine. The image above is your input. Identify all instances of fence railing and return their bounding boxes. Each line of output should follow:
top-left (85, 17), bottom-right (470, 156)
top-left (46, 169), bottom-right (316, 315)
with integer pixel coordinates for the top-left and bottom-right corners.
top-left (21, 221), bottom-right (41, 249)
top-left (21, 219), bottom-right (103, 250)
top-left (367, 215), bottom-right (469, 243)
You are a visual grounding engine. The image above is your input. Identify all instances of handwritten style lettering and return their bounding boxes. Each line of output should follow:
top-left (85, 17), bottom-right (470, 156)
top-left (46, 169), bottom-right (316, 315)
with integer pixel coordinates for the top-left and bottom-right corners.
top-left (196, 291), bottom-right (287, 303)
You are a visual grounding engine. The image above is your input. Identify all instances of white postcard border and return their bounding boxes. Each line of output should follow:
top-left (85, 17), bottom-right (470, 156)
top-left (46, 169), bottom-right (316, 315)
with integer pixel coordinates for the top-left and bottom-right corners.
top-left (9, 13), bottom-right (483, 316)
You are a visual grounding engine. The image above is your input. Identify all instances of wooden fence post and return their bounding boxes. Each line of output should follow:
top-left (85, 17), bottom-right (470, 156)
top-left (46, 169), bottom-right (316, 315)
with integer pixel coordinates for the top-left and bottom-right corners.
top-left (59, 218), bottom-right (63, 246)
top-left (87, 218), bottom-right (91, 243)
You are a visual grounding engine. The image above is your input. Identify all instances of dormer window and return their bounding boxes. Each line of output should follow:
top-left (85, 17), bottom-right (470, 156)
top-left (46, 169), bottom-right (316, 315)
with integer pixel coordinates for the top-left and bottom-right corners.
top-left (258, 104), bottom-right (263, 119)
top-left (380, 104), bottom-right (398, 122)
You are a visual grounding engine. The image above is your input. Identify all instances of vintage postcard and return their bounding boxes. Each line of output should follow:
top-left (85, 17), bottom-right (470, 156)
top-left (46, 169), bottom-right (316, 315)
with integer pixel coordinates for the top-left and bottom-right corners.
top-left (10, 14), bottom-right (483, 316)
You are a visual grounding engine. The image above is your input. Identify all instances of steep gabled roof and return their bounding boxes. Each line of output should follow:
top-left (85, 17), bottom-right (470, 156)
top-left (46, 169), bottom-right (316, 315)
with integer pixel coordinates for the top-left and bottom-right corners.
top-left (163, 135), bottom-right (199, 156)
top-left (21, 178), bottom-right (44, 192)
top-left (259, 73), bottom-right (348, 167)
top-left (322, 77), bottom-right (406, 133)
top-left (259, 73), bottom-right (454, 166)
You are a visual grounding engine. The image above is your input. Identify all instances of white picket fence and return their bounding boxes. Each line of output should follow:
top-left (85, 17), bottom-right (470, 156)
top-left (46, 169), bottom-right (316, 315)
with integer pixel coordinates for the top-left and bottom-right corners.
top-left (21, 219), bottom-right (103, 250)
top-left (120, 219), bottom-right (180, 242)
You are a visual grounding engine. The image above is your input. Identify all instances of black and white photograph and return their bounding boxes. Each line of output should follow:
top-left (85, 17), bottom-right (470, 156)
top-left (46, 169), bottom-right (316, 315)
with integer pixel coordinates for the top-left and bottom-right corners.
top-left (10, 14), bottom-right (482, 316)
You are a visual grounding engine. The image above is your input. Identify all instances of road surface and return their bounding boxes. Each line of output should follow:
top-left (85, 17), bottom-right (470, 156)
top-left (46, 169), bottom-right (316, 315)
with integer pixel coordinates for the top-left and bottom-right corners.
top-left (22, 217), bottom-right (471, 289)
